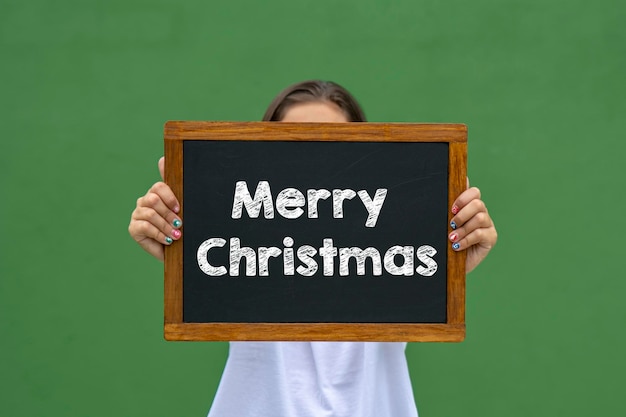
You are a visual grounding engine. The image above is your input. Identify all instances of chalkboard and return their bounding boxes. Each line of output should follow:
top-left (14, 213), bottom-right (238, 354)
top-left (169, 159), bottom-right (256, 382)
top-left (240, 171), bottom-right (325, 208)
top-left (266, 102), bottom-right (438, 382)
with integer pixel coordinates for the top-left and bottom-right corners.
top-left (164, 122), bottom-right (467, 341)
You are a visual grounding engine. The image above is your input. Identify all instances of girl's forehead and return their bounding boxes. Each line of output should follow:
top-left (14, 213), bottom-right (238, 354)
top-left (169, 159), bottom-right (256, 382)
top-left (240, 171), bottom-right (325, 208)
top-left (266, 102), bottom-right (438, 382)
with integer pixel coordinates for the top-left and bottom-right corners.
top-left (280, 102), bottom-right (348, 123)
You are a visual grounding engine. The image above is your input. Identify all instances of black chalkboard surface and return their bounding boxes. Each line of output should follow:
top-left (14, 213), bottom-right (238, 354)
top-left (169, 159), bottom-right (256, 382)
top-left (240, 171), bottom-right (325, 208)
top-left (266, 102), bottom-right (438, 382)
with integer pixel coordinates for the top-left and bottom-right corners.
top-left (164, 122), bottom-right (467, 342)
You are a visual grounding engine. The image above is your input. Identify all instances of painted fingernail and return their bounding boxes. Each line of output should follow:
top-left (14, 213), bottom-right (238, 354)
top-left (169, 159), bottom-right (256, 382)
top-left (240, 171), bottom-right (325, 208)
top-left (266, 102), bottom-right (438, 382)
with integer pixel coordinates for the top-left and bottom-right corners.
top-left (173, 219), bottom-right (182, 228)
top-left (174, 205), bottom-right (180, 213)
top-left (452, 242), bottom-right (461, 250)
top-left (450, 220), bottom-right (457, 230)
top-left (171, 229), bottom-right (182, 239)
top-left (449, 233), bottom-right (458, 242)
top-left (451, 205), bottom-right (459, 215)
top-left (165, 237), bottom-right (173, 244)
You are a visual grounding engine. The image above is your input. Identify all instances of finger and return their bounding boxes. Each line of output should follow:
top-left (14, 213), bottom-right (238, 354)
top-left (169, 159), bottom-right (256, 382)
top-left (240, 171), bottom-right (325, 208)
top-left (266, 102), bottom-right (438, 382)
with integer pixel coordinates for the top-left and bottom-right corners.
top-left (156, 159), bottom-right (179, 215)
top-left (128, 220), bottom-right (167, 261)
top-left (158, 156), bottom-right (165, 182)
top-left (450, 198), bottom-right (487, 230)
top-left (451, 186), bottom-right (480, 215)
top-left (451, 226), bottom-right (497, 252)
top-left (131, 206), bottom-right (182, 242)
top-left (129, 218), bottom-right (175, 247)
top-left (144, 182), bottom-right (181, 218)
top-left (448, 209), bottom-right (492, 244)
top-left (137, 193), bottom-right (180, 230)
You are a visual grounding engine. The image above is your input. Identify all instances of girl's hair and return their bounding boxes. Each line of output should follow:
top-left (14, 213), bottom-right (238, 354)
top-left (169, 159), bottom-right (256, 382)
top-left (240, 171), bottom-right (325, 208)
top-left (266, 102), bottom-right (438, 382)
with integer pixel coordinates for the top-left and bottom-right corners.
top-left (262, 80), bottom-right (367, 122)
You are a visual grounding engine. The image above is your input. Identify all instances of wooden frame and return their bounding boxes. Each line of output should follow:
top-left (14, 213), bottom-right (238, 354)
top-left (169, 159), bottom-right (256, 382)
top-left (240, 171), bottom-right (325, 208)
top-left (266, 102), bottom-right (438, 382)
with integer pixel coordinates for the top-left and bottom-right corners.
top-left (164, 121), bottom-right (467, 342)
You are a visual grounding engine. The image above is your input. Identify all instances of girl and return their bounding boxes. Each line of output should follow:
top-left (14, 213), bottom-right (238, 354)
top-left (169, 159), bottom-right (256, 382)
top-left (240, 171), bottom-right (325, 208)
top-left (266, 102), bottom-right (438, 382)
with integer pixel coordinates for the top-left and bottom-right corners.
top-left (128, 80), bottom-right (497, 417)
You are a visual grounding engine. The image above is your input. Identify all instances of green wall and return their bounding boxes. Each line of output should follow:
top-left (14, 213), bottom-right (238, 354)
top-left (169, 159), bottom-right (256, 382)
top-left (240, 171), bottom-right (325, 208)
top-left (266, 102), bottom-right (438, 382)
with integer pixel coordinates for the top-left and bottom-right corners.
top-left (1, 0), bottom-right (624, 415)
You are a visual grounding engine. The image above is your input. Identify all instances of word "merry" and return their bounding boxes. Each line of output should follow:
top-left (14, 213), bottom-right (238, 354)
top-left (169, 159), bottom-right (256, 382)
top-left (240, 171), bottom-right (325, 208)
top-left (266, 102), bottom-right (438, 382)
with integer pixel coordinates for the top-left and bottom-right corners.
top-left (231, 181), bottom-right (388, 227)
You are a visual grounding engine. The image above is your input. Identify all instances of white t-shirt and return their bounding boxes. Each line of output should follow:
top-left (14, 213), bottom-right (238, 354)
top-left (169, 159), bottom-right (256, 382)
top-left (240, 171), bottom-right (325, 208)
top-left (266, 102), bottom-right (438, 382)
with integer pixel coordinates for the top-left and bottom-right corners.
top-left (207, 341), bottom-right (418, 417)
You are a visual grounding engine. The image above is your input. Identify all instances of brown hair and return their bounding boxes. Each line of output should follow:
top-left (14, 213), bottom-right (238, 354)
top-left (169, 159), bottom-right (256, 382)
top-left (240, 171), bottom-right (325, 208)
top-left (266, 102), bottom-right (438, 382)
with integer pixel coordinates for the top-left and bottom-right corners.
top-left (262, 80), bottom-right (367, 122)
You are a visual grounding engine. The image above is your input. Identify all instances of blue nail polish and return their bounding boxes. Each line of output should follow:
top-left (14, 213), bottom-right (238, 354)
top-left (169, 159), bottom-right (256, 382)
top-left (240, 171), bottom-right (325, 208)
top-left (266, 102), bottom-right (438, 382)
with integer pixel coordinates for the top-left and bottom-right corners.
top-left (450, 220), bottom-right (457, 230)
top-left (452, 242), bottom-right (460, 250)
top-left (165, 237), bottom-right (173, 244)
top-left (173, 219), bottom-right (181, 228)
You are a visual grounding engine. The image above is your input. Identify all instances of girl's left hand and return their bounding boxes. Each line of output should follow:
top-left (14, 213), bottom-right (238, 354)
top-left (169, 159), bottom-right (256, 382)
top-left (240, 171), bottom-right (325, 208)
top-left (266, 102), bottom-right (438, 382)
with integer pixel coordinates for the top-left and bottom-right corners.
top-left (448, 182), bottom-right (498, 273)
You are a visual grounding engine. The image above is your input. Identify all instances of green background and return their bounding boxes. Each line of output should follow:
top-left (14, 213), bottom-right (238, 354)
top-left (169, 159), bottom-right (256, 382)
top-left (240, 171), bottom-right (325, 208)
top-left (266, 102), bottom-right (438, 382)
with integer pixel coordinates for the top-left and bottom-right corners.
top-left (1, 0), bottom-right (623, 415)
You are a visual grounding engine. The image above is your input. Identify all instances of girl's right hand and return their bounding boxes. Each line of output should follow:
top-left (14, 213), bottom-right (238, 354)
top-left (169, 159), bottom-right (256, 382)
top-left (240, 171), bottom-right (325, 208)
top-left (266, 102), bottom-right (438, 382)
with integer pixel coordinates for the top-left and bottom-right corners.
top-left (128, 157), bottom-right (182, 261)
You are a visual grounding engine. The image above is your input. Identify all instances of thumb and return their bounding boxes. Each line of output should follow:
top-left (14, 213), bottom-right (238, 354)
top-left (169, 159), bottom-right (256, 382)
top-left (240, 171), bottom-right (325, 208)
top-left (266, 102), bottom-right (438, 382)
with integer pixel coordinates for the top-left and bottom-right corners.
top-left (158, 156), bottom-right (165, 181)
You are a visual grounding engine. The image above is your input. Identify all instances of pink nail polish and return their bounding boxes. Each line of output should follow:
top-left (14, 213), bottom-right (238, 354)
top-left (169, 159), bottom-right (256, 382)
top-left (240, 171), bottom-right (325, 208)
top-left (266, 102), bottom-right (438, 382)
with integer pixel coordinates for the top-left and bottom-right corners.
top-left (451, 205), bottom-right (459, 215)
top-left (171, 229), bottom-right (182, 239)
top-left (449, 233), bottom-right (458, 242)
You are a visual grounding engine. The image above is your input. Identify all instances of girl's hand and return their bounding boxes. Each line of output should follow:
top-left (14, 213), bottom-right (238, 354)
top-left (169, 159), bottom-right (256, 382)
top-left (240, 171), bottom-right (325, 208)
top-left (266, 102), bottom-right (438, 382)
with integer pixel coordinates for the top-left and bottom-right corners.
top-left (128, 157), bottom-right (182, 261)
top-left (449, 181), bottom-right (498, 273)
